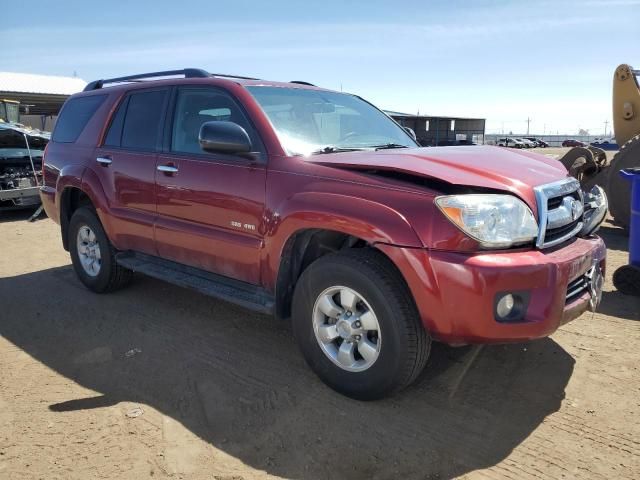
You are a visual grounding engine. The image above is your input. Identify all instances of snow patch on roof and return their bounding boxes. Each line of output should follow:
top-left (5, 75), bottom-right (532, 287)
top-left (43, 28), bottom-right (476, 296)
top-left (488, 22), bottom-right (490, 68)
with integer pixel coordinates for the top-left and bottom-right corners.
top-left (0, 72), bottom-right (87, 95)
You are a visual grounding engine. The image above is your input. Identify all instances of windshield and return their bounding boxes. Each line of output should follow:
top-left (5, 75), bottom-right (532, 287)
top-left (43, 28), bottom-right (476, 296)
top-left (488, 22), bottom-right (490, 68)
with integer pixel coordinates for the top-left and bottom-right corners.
top-left (246, 86), bottom-right (418, 155)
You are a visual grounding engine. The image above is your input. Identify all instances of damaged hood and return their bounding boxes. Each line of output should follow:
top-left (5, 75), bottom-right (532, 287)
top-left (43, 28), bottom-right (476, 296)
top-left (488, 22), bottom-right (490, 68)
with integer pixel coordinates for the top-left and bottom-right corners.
top-left (306, 145), bottom-right (569, 208)
top-left (0, 122), bottom-right (50, 159)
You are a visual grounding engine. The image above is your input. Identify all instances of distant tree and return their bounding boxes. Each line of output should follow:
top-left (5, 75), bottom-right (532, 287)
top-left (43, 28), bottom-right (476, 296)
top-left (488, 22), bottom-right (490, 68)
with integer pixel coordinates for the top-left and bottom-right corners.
top-left (578, 128), bottom-right (589, 136)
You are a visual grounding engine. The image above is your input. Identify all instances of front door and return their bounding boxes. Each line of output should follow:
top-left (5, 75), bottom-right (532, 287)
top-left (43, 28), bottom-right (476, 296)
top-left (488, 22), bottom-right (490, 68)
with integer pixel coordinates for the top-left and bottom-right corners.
top-left (93, 88), bottom-right (169, 254)
top-left (154, 86), bottom-right (266, 285)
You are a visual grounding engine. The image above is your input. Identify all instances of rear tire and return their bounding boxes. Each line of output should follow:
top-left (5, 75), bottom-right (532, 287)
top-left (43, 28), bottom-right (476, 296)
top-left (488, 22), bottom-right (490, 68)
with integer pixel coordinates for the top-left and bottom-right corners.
top-left (292, 248), bottom-right (430, 400)
top-left (606, 134), bottom-right (640, 230)
top-left (69, 207), bottom-right (132, 293)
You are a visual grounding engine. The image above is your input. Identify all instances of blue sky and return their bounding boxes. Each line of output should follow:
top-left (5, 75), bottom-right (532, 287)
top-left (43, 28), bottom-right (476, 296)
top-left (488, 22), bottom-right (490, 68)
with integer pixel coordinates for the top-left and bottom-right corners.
top-left (2, 0), bottom-right (638, 134)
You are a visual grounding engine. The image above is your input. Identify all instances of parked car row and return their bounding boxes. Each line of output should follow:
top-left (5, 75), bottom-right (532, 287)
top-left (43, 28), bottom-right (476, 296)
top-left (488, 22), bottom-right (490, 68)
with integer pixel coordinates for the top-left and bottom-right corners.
top-left (497, 138), bottom-right (619, 149)
top-left (497, 137), bottom-right (549, 148)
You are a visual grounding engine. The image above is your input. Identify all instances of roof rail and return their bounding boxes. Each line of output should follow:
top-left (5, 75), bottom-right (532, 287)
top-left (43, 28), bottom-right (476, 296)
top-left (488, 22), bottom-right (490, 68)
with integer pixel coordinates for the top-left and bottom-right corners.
top-left (83, 69), bottom-right (264, 91)
top-left (84, 68), bottom-right (210, 91)
top-left (290, 80), bottom-right (316, 86)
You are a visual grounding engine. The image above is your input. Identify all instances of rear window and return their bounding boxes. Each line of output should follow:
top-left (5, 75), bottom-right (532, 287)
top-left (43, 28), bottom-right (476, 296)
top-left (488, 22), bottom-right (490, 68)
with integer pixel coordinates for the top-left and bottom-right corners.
top-left (52, 94), bottom-right (107, 143)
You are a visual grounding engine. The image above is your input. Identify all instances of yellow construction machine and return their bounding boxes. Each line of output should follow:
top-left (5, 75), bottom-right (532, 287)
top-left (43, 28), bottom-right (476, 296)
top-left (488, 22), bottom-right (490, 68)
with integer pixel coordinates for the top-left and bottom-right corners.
top-left (559, 64), bottom-right (640, 229)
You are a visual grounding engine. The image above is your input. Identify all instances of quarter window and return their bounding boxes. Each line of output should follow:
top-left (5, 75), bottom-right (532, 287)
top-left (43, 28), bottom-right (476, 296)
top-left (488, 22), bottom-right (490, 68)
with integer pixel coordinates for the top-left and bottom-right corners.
top-left (104, 97), bottom-right (128, 147)
top-left (52, 94), bottom-right (107, 143)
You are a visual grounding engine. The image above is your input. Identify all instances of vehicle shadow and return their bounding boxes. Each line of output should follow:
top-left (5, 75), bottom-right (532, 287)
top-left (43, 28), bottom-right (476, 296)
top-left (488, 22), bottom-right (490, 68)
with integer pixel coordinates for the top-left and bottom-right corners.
top-left (0, 207), bottom-right (45, 224)
top-left (0, 266), bottom-right (575, 479)
top-left (598, 290), bottom-right (640, 321)
top-left (597, 223), bottom-right (628, 252)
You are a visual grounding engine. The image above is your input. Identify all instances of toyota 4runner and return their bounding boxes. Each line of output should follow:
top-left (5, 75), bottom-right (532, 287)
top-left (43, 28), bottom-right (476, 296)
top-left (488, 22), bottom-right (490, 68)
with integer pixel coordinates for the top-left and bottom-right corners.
top-left (40, 69), bottom-right (608, 399)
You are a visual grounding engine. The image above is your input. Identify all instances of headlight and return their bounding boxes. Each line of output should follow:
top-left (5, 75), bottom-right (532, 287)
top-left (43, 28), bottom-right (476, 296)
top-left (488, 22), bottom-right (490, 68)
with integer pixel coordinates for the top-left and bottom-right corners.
top-left (580, 185), bottom-right (608, 236)
top-left (435, 194), bottom-right (538, 249)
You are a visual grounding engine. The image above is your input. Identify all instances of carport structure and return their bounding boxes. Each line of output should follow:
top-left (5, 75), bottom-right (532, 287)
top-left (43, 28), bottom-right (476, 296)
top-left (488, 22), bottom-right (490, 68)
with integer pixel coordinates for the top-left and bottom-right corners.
top-left (0, 72), bottom-right (86, 130)
top-left (386, 110), bottom-right (486, 146)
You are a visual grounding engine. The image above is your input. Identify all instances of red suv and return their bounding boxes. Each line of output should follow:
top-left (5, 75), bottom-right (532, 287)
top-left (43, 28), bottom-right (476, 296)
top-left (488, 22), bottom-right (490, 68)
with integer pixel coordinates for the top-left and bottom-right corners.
top-left (41, 69), bottom-right (608, 399)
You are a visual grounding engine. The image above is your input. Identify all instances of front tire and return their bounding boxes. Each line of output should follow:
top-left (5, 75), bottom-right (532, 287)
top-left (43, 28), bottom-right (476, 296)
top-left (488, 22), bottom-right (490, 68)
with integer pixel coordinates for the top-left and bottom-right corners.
top-left (292, 249), bottom-right (430, 400)
top-left (68, 207), bottom-right (132, 293)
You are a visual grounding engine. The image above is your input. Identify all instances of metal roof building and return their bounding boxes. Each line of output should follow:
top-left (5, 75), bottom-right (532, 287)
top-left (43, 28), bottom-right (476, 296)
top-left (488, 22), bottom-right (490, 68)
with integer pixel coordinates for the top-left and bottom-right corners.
top-left (0, 72), bottom-right (86, 128)
top-left (386, 110), bottom-right (486, 146)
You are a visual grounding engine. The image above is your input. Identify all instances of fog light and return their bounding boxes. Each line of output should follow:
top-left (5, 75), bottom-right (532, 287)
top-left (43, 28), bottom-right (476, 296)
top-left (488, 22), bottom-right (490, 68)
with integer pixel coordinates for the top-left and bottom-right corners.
top-left (496, 294), bottom-right (515, 318)
top-left (494, 291), bottom-right (530, 322)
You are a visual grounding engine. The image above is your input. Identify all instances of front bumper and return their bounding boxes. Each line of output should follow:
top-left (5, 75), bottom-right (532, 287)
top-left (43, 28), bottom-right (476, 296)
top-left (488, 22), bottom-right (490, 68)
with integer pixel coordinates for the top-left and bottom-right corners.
top-left (378, 236), bottom-right (606, 345)
top-left (0, 185), bottom-right (40, 207)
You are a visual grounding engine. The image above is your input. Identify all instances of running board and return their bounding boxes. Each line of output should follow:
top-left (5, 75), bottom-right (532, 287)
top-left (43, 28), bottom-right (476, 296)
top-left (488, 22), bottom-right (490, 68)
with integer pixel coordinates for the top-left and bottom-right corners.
top-left (115, 252), bottom-right (274, 315)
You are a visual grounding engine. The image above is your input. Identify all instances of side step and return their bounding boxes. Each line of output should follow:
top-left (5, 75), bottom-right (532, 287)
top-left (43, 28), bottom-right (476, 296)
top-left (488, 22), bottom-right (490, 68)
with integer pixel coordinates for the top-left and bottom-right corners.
top-left (116, 252), bottom-right (275, 315)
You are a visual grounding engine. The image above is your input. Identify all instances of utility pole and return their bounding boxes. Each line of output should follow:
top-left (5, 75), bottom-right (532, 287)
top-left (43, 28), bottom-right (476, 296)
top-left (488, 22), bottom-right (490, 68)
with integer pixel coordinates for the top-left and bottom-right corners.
top-left (526, 117), bottom-right (531, 135)
top-left (604, 120), bottom-right (609, 137)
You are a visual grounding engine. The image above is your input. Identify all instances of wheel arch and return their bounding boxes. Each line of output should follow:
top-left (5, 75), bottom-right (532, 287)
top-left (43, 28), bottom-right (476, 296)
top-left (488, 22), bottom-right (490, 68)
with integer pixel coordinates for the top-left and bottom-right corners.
top-left (273, 228), bottom-right (416, 320)
top-left (58, 167), bottom-right (112, 251)
top-left (59, 186), bottom-right (94, 250)
top-left (267, 192), bottom-right (424, 319)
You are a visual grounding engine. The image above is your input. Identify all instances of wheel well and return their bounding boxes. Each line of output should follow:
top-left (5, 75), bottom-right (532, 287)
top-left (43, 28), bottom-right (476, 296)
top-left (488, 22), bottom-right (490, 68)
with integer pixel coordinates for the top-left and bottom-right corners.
top-left (275, 229), bottom-right (369, 319)
top-left (60, 187), bottom-right (93, 251)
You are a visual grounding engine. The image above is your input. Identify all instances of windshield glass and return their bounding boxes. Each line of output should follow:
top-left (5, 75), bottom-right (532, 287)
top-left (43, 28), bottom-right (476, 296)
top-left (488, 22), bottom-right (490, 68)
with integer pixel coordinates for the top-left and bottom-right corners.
top-left (246, 86), bottom-right (418, 155)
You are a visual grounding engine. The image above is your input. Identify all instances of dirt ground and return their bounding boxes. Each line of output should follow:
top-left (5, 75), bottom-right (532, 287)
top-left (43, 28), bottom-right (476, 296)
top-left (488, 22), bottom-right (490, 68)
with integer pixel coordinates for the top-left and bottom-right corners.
top-left (0, 208), bottom-right (639, 480)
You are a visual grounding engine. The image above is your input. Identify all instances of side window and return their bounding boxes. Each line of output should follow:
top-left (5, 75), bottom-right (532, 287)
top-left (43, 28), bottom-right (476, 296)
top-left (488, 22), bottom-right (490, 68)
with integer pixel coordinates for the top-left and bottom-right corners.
top-left (52, 94), bottom-right (107, 143)
top-left (171, 88), bottom-right (255, 155)
top-left (117, 90), bottom-right (167, 151)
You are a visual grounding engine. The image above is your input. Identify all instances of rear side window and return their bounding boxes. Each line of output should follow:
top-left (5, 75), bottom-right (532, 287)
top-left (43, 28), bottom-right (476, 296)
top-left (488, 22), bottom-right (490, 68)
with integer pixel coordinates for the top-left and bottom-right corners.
top-left (52, 94), bottom-right (107, 143)
top-left (120, 90), bottom-right (167, 150)
top-left (104, 90), bottom-right (167, 150)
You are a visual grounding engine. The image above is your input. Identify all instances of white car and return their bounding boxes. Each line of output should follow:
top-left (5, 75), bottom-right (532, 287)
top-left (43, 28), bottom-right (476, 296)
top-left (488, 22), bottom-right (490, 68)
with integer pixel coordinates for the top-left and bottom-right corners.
top-left (516, 138), bottom-right (535, 148)
top-left (497, 138), bottom-right (525, 149)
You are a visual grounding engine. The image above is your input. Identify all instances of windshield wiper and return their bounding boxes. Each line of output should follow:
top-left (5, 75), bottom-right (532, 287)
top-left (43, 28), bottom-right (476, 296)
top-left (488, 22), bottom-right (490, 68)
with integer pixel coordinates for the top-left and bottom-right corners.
top-left (373, 143), bottom-right (410, 151)
top-left (311, 146), bottom-right (365, 155)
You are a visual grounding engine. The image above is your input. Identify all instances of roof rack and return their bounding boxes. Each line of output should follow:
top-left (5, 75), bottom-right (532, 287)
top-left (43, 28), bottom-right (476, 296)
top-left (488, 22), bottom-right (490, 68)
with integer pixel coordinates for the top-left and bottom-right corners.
top-left (84, 68), bottom-right (209, 91)
top-left (290, 80), bottom-right (316, 86)
top-left (83, 68), bottom-right (262, 91)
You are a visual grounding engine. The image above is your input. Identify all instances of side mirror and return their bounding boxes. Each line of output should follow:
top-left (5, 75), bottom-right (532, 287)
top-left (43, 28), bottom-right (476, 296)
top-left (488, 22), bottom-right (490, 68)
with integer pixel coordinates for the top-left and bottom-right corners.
top-left (404, 126), bottom-right (417, 140)
top-left (199, 121), bottom-right (252, 155)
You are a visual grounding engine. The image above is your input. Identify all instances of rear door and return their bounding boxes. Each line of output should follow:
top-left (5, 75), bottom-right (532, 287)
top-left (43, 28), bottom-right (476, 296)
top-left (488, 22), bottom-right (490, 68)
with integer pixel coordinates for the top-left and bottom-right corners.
top-left (154, 86), bottom-right (267, 284)
top-left (94, 88), bottom-right (168, 254)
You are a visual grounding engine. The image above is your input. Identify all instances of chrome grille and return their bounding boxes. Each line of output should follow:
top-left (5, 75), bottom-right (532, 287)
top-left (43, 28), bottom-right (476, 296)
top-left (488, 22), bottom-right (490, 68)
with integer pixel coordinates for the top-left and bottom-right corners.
top-left (534, 178), bottom-right (584, 249)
